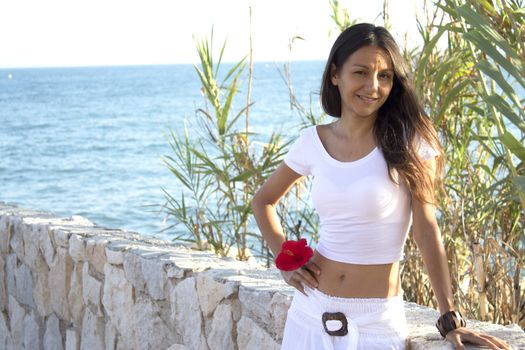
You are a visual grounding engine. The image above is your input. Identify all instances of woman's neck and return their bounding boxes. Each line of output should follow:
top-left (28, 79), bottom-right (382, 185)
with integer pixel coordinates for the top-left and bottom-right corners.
top-left (333, 114), bottom-right (376, 143)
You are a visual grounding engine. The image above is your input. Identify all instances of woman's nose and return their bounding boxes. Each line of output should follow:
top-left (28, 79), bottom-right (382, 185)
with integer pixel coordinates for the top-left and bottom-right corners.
top-left (365, 75), bottom-right (379, 91)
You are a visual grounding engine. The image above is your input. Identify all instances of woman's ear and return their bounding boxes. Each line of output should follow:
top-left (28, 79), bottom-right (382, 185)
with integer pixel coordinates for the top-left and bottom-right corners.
top-left (330, 63), bottom-right (338, 86)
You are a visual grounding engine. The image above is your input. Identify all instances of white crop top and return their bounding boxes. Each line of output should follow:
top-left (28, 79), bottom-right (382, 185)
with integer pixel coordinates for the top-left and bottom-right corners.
top-left (284, 125), bottom-right (439, 265)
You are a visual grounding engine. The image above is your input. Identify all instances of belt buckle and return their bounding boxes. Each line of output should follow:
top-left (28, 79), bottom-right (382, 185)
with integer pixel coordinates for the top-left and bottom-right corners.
top-left (322, 312), bottom-right (348, 336)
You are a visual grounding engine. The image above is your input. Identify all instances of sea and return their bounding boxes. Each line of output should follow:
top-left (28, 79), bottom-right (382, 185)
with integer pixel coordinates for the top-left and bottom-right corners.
top-left (0, 62), bottom-right (326, 240)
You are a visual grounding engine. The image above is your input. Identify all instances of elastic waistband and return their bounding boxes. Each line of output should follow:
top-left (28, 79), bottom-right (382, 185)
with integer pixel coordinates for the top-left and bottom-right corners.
top-left (306, 285), bottom-right (404, 301)
top-left (301, 286), bottom-right (405, 315)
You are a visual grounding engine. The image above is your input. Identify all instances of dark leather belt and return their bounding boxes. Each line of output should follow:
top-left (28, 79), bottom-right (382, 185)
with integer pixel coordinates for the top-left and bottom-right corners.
top-left (322, 312), bottom-right (349, 336)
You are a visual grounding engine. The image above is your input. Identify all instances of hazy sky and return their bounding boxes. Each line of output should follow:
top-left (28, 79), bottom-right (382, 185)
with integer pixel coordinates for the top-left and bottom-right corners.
top-left (1, 0), bottom-right (427, 68)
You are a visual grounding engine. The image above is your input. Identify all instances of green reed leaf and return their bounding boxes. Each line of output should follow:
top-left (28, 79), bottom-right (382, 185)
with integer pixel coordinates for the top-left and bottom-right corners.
top-left (500, 132), bottom-right (525, 162)
top-left (475, 59), bottom-right (522, 108)
top-left (415, 24), bottom-right (448, 92)
top-left (464, 32), bottom-right (525, 89)
top-left (456, 4), bottom-right (522, 64)
top-left (484, 94), bottom-right (525, 133)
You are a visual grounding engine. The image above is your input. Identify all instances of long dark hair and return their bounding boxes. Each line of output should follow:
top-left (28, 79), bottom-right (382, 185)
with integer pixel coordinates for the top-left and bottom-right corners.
top-left (320, 23), bottom-right (443, 203)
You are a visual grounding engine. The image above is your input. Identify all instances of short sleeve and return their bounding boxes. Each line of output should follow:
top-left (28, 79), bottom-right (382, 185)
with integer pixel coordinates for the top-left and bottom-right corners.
top-left (416, 136), bottom-right (440, 161)
top-left (284, 129), bottom-right (311, 176)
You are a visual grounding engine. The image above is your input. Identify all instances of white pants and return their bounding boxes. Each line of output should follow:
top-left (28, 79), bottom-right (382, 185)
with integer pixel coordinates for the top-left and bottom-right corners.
top-left (281, 286), bottom-right (408, 350)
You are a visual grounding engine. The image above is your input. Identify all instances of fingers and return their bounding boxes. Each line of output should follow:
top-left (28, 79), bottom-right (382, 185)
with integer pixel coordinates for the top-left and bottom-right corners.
top-left (447, 328), bottom-right (512, 350)
top-left (446, 331), bottom-right (465, 350)
top-left (296, 266), bottom-right (319, 289)
top-left (303, 261), bottom-right (321, 276)
top-left (482, 334), bottom-right (511, 350)
top-left (285, 272), bottom-right (308, 296)
top-left (470, 334), bottom-right (511, 350)
top-left (281, 267), bottom-right (319, 295)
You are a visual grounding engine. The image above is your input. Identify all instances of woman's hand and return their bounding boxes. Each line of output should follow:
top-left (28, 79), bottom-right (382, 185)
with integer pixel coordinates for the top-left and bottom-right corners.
top-left (446, 327), bottom-right (511, 349)
top-left (280, 260), bottom-right (321, 295)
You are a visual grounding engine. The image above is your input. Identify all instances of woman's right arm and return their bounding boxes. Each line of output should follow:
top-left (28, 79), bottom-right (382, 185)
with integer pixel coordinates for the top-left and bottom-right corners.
top-left (251, 162), bottom-right (320, 294)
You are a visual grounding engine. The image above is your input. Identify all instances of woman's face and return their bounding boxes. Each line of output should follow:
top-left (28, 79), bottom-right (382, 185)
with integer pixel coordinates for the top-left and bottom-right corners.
top-left (331, 45), bottom-right (394, 120)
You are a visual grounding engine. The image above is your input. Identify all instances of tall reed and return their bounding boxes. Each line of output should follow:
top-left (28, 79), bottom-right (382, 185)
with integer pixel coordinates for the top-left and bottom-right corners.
top-left (162, 29), bottom-right (300, 260)
top-left (398, 0), bottom-right (524, 327)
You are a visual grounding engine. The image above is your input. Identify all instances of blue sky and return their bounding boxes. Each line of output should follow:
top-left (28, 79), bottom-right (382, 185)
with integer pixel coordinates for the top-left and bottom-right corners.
top-left (0, 0), bottom-right (425, 68)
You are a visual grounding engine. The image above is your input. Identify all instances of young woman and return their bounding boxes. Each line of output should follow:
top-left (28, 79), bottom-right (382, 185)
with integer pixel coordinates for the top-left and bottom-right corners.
top-left (251, 23), bottom-right (511, 350)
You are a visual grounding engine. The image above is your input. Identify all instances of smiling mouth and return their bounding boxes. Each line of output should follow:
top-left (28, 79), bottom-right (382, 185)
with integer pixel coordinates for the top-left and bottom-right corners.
top-left (357, 95), bottom-right (379, 103)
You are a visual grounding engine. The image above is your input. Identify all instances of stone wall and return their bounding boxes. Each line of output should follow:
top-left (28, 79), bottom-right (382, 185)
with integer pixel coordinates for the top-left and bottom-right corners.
top-left (0, 202), bottom-right (523, 350)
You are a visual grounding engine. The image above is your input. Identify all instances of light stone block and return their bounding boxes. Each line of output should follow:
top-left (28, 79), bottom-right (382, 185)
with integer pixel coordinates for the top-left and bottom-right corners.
top-left (23, 310), bottom-right (42, 350)
top-left (197, 272), bottom-right (238, 317)
top-left (142, 258), bottom-right (167, 300)
top-left (85, 238), bottom-right (107, 274)
top-left (171, 277), bottom-right (208, 350)
top-left (129, 295), bottom-right (176, 349)
top-left (123, 253), bottom-right (146, 292)
top-left (15, 262), bottom-right (35, 308)
top-left (33, 254), bottom-right (52, 316)
top-left (68, 262), bottom-right (85, 326)
top-left (105, 248), bottom-right (124, 265)
top-left (207, 303), bottom-right (234, 350)
top-left (164, 261), bottom-right (187, 279)
top-left (5, 254), bottom-right (16, 296)
top-left (44, 313), bottom-right (63, 350)
top-left (69, 234), bottom-right (86, 262)
top-left (269, 292), bottom-right (292, 341)
top-left (102, 264), bottom-right (134, 342)
top-left (40, 226), bottom-right (56, 267)
top-left (82, 263), bottom-right (102, 316)
top-left (65, 329), bottom-right (79, 350)
top-left (53, 228), bottom-right (71, 248)
top-left (239, 286), bottom-right (272, 329)
top-left (9, 223), bottom-right (24, 261)
top-left (21, 224), bottom-right (40, 269)
top-left (236, 316), bottom-right (280, 350)
top-left (105, 322), bottom-right (117, 350)
top-left (80, 308), bottom-right (105, 350)
top-left (8, 294), bottom-right (25, 348)
top-left (49, 247), bottom-right (73, 321)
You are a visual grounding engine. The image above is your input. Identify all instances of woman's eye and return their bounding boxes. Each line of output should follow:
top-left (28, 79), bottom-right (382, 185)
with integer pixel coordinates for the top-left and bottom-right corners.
top-left (354, 71), bottom-right (366, 76)
top-left (379, 73), bottom-right (392, 80)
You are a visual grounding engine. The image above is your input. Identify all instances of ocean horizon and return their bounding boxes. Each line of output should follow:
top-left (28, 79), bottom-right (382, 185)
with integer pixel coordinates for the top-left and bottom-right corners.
top-left (1, 62), bottom-right (326, 240)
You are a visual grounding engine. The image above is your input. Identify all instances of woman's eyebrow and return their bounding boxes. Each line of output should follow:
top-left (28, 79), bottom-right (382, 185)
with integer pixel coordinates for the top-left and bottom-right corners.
top-left (351, 63), bottom-right (393, 72)
top-left (351, 64), bottom-right (370, 68)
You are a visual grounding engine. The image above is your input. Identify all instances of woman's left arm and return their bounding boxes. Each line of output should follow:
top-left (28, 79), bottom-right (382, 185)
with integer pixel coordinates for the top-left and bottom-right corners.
top-left (411, 157), bottom-right (511, 350)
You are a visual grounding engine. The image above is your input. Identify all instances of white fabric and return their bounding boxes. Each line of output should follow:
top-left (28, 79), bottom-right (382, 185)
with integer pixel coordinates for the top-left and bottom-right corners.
top-left (283, 125), bottom-right (439, 264)
top-left (281, 286), bottom-right (408, 350)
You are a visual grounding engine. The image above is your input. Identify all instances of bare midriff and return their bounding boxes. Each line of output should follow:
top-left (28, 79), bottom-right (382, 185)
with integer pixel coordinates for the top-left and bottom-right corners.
top-left (310, 250), bottom-right (402, 298)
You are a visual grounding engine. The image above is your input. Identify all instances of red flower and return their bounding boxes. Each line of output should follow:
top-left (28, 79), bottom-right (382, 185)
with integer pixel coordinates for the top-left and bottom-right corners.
top-left (275, 238), bottom-right (313, 271)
